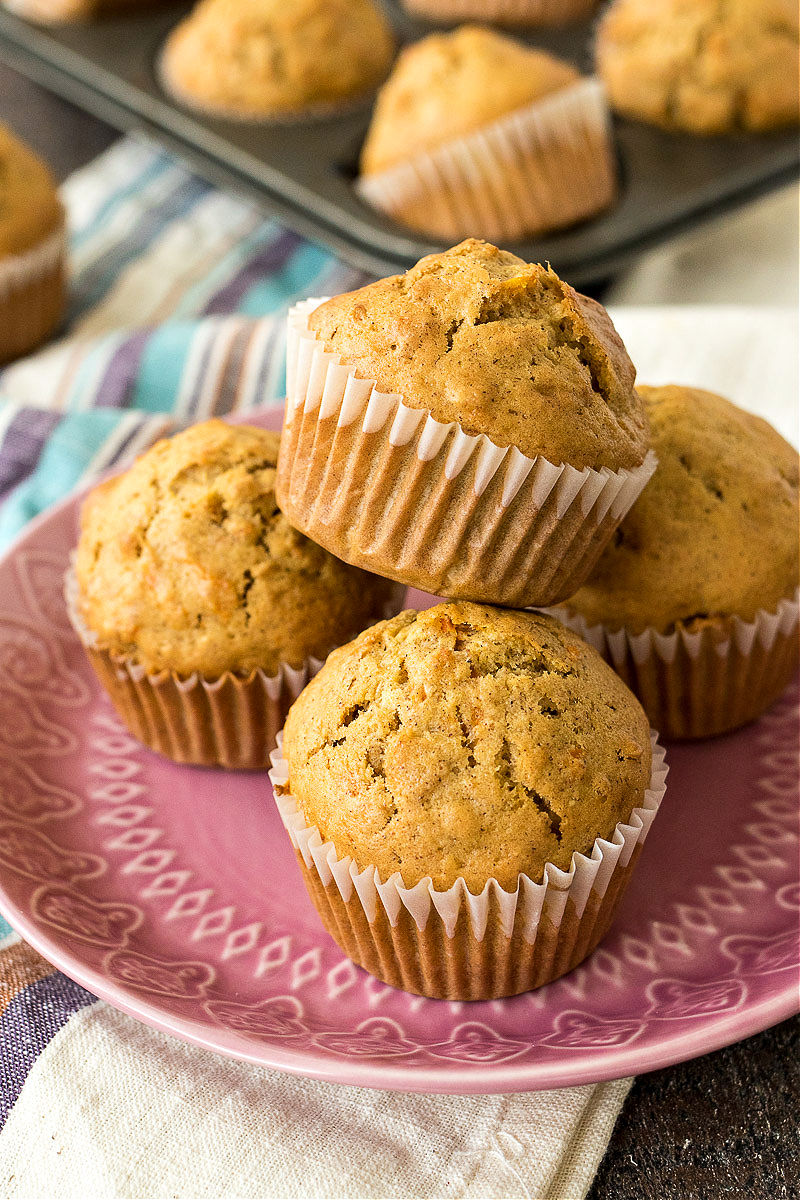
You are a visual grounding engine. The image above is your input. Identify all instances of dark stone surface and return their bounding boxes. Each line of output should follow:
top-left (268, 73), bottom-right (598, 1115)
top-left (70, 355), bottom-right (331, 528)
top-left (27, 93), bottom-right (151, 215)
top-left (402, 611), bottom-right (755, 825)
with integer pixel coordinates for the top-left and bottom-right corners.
top-left (589, 1016), bottom-right (800, 1200)
top-left (0, 55), bottom-right (797, 1200)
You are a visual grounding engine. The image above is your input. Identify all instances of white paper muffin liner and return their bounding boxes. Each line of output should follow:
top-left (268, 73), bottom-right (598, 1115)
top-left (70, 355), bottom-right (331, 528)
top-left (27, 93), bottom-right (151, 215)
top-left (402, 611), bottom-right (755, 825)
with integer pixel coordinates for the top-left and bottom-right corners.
top-left (356, 77), bottom-right (616, 241)
top-left (0, 224), bottom-right (65, 362)
top-left (545, 590), bottom-right (800, 739)
top-left (400, 0), bottom-right (598, 26)
top-left (65, 564), bottom-right (404, 769)
top-left (276, 299), bottom-right (657, 608)
top-left (269, 732), bottom-right (667, 999)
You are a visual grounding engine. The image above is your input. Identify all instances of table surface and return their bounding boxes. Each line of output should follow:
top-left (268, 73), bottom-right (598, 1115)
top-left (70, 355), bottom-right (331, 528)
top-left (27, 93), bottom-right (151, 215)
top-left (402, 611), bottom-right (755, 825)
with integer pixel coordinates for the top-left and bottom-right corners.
top-left (0, 56), bottom-right (797, 1200)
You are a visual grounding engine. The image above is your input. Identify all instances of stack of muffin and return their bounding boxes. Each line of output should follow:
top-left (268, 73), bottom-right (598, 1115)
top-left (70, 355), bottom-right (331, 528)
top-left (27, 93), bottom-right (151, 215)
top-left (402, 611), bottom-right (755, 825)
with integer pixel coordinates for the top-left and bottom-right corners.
top-left (70, 238), bottom-right (798, 1001)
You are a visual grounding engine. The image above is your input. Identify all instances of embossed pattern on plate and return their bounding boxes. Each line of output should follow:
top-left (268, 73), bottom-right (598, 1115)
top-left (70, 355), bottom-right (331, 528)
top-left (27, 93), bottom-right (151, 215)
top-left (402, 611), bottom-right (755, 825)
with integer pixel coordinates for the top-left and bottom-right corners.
top-left (0, 414), bottom-right (796, 1093)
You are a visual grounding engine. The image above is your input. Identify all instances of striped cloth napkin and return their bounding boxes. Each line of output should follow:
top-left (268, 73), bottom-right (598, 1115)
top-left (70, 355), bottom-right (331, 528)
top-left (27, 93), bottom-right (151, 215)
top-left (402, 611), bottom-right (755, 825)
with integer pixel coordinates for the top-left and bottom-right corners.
top-left (0, 134), bottom-right (632, 1200)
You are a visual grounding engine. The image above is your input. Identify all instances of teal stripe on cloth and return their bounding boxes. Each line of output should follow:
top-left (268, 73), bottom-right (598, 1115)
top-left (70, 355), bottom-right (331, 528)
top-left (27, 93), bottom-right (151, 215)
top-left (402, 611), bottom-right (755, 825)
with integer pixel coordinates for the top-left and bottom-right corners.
top-left (0, 409), bottom-right (148, 548)
top-left (130, 323), bottom-right (206, 414)
top-left (236, 240), bottom-right (335, 315)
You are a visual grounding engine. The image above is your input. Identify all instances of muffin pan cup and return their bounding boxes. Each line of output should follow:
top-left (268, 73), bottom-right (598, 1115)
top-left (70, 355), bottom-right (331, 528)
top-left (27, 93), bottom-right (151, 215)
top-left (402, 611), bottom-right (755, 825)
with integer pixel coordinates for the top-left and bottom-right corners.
top-left (0, 5), bottom-right (797, 287)
top-left (546, 591), bottom-right (800, 740)
top-left (275, 299), bottom-right (657, 609)
top-left (268, 732), bottom-right (668, 1001)
top-left (357, 77), bottom-right (616, 241)
top-left (65, 566), bottom-right (405, 770)
top-left (0, 222), bottom-right (65, 364)
top-left (400, 0), bottom-right (599, 27)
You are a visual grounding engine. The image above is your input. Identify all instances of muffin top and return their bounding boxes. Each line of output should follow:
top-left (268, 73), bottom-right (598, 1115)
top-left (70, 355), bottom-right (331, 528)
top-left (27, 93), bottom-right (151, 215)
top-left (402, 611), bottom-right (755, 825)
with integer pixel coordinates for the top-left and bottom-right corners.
top-left (74, 421), bottom-right (397, 677)
top-left (283, 601), bottom-right (653, 892)
top-left (161, 0), bottom-right (395, 117)
top-left (596, 0), bottom-right (799, 133)
top-left (361, 25), bottom-right (580, 174)
top-left (307, 239), bottom-right (648, 471)
top-left (0, 124), bottom-right (63, 257)
top-left (565, 385), bottom-right (800, 633)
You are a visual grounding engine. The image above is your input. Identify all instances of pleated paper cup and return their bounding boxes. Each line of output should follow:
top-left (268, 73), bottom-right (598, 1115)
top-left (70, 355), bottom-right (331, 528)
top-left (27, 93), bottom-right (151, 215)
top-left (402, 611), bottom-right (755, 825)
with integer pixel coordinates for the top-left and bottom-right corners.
top-left (546, 592), bottom-right (800, 740)
top-left (0, 223), bottom-right (65, 364)
top-left (66, 566), bottom-right (404, 770)
top-left (400, 0), bottom-right (598, 26)
top-left (269, 733), bottom-right (667, 1000)
top-left (356, 78), bottom-right (616, 241)
top-left (275, 299), bottom-right (657, 609)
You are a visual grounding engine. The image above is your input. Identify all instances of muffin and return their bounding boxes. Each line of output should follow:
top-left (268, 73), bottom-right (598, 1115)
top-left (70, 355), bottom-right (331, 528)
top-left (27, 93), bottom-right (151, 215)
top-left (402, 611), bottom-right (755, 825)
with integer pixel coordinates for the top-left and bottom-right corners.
top-left (2, 0), bottom-right (166, 19)
top-left (270, 602), bottom-right (667, 1000)
top-left (401, 0), bottom-right (598, 27)
top-left (0, 124), bottom-right (65, 364)
top-left (160, 0), bottom-right (395, 120)
top-left (357, 26), bottom-right (616, 240)
top-left (552, 386), bottom-right (800, 739)
top-left (596, 0), bottom-right (800, 134)
top-left (276, 239), bottom-right (656, 609)
top-left (70, 420), bottom-right (402, 769)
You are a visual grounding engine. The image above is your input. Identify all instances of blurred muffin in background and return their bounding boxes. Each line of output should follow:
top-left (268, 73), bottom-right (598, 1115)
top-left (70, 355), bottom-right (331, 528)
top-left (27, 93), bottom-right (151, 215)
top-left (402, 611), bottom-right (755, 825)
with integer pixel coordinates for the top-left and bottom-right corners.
top-left (596, 0), bottom-right (800, 134)
top-left (357, 26), bottom-right (616, 240)
top-left (400, 0), bottom-right (598, 28)
top-left (0, 123), bottom-right (65, 363)
top-left (160, 0), bottom-right (395, 120)
top-left (2, 0), bottom-right (166, 19)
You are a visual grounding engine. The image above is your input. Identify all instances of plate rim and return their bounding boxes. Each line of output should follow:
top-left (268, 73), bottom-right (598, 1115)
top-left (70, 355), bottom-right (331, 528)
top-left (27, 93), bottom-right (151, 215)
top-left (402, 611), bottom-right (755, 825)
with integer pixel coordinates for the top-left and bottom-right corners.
top-left (0, 458), bottom-right (797, 1095)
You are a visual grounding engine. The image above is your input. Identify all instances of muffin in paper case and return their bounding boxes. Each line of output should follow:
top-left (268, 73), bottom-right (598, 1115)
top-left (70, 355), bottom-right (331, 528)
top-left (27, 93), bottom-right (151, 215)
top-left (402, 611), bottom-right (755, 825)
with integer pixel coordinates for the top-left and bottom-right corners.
top-left (269, 732), bottom-right (668, 1000)
top-left (357, 77), bottom-right (616, 241)
top-left (275, 298), bottom-right (657, 610)
top-left (65, 565), bottom-right (404, 770)
top-left (545, 594), bottom-right (800, 740)
top-left (0, 225), bottom-right (65, 364)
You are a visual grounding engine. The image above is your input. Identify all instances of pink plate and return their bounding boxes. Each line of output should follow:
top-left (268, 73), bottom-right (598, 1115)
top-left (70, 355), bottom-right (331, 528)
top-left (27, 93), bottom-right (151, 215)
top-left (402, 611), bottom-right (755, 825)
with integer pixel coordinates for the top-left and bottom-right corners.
top-left (0, 414), bottom-right (797, 1093)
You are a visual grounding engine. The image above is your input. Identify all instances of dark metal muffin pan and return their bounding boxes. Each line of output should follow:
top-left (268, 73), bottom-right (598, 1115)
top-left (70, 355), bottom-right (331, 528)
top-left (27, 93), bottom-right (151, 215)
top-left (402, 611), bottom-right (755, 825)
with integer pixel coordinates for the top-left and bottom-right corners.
top-left (0, 0), bottom-right (797, 286)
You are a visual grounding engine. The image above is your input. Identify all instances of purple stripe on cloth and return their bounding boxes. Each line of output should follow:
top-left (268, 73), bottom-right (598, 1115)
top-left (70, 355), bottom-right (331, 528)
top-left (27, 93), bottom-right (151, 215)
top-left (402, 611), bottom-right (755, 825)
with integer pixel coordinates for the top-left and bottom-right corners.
top-left (213, 323), bottom-right (256, 416)
top-left (0, 972), bottom-right (96, 1128)
top-left (0, 409), bottom-right (62, 501)
top-left (94, 330), bottom-right (151, 409)
top-left (201, 230), bottom-right (303, 315)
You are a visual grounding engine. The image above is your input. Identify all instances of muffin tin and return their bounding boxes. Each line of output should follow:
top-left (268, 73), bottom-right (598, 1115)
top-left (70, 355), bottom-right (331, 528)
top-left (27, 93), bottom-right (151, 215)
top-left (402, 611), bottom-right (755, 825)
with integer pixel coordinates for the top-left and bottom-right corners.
top-left (0, 0), bottom-right (797, 286)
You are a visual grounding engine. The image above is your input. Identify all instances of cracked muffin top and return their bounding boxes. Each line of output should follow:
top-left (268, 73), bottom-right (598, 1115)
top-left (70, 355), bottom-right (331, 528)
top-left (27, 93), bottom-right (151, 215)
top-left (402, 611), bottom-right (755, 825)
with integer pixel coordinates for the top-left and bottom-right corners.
top-left (161, 0), bottom-right (394, 117)
top-left (596, 0), bottom-right (799, 133)
top-left (74, 420), bottom-right (399, 677)
top-left (282, 601), bottom-right (652, 891)
top-left (307, 239), bottom-right (647, 471)
top-left (360, 25), bottom-right (579, 175)
top-left (0, 123), bottom-right (63, 257)
top-left (564, 385), bottom-right (800, 633)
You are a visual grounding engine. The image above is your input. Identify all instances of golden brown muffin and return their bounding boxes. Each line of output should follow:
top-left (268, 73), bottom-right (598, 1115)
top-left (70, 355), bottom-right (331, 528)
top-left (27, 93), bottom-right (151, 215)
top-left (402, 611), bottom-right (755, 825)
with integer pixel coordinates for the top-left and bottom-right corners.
top-left (307, 239), bottom-right (647, 472)
top-left (160, 0), bottom-right (395, 119)
top-left (283, 602), bottom-right (653, 892)
top-left (565, 385), bottom-right (800, 632)
top-left (596, 0), bottom-right (800, 134)
top-left (0, 125), bottom-right (62, 256)
top-left (0, 124), bottom-right (65, 362)
top-left (400, 0), bottom-right (598, 29)
top-left (74, 420), bottom-right (399, 678)
top-left (360, 26), bottom-right (579, 175)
